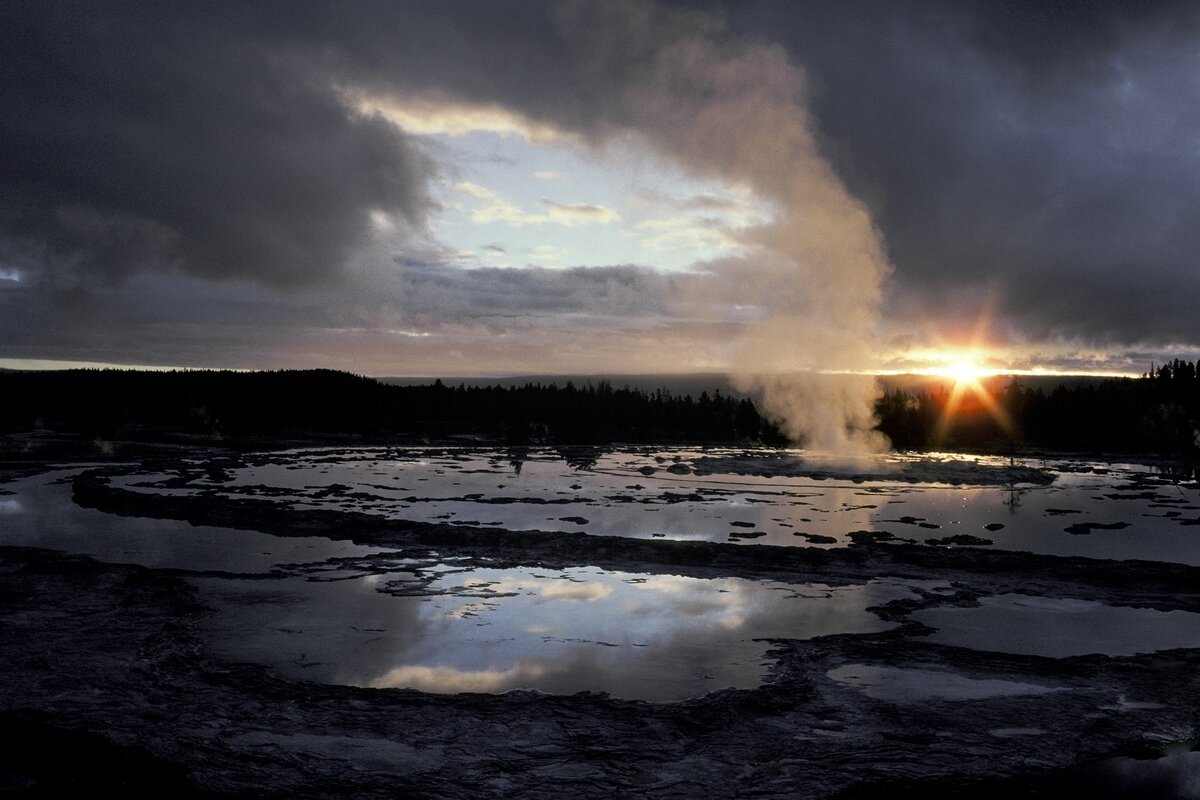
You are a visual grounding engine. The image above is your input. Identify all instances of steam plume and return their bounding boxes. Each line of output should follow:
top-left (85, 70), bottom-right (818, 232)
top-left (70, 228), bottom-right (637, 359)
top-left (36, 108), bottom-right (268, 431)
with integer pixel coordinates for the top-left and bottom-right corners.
top-left (627, 33), bottom-right (892, 453)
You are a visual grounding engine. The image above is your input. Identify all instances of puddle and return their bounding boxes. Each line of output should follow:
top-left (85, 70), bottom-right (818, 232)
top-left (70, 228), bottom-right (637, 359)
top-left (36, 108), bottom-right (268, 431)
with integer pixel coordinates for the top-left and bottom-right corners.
top-left (0, 467), bottom-right (933, 700)
top-left (8, 452), bottom-right (1200, 702)
top-left (826, 664), bottom-right (1061, 703)
top-left (192, 568), bottom-right (919, 701)
top-left (913, 595), bottom-right (1200, 657)
top-left (0, 471), bottom-right (385, 572)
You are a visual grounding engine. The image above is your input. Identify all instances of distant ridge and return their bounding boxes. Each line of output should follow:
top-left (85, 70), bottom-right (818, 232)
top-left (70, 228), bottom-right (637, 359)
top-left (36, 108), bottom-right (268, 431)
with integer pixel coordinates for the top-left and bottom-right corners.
top-left (380, 373), bottom-right (744, 398)
top-left (380, 372), bottom-right (1116, 397)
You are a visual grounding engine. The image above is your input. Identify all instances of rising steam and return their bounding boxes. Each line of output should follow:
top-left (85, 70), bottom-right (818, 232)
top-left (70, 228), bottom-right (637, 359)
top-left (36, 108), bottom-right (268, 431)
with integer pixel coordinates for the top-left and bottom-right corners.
top-left (626, 31), bottom-right (892, 453)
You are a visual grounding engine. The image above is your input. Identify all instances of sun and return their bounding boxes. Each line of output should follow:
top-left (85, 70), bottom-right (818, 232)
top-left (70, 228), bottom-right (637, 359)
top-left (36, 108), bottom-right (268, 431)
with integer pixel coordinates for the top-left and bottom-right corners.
top-left (947, 360), bottom-right (985, 386)
top-left (925, 355), bottom-right (1014, 441)
top-left (919, 355), bottom-right (993, 386)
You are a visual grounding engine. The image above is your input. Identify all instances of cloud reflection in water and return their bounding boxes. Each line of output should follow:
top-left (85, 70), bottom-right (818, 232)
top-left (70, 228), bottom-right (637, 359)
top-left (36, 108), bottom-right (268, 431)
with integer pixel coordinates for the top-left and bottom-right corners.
top-left (195, 565), bottom-right (920, 701)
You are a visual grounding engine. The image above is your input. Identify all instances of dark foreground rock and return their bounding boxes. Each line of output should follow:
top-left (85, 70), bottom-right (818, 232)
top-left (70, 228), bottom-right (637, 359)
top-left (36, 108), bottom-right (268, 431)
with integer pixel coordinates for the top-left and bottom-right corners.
top-left (0, 709), bottom-right (236, 799)
top-left (3, 450), bottom-right (1199, 798)
top-left (2, 543), bottom-right (1200, 799)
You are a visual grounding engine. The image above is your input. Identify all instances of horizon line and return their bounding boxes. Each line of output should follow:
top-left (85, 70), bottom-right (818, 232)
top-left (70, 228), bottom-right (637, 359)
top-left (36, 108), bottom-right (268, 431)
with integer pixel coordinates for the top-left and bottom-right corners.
top-left (0, 357), bottom-right (1144, 380)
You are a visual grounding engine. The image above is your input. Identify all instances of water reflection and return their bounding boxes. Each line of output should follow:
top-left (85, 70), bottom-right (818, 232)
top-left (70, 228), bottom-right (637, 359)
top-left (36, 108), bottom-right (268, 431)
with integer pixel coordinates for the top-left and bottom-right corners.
top-left (0, 471), bottom-right (385, 572)
top-left (108, 447), bottom-right (1200, 565)
top-left (914, 595), bottom-right (1200, 657)
top-left (505, 446), bottom-right (529, 476)
top-left (555, 445), bottom-right (608, 472)
top-left (371, 662), bottom-right (547, 693)
top-left (7, 455), bottom-right (1199, 701)
top-left (193, 567), bottom-right (921, 701)
top-left (827, 664), bottom-right (1061, 703)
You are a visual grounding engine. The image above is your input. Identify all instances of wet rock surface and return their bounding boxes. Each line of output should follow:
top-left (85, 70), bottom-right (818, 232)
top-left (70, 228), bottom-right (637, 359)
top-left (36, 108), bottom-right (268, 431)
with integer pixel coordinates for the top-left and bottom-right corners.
top-left (4, 451), bottom-right (1200, 797)
top-left (68, 469), bottom-right (1200, 612)
top-left (93, 445), bottom-right (1199, 565)
top-left (2, 543), bottom-right (1199, 798)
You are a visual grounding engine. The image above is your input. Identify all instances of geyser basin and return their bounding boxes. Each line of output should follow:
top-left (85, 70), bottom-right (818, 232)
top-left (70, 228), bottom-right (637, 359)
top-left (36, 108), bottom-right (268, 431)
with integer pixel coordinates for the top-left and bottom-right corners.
top-left (1, 467), bottom-right (923, 700)
top-left (8, 447), bottom-right (1200, 797)
top-left (107, 446), bottom-right (1200, 565)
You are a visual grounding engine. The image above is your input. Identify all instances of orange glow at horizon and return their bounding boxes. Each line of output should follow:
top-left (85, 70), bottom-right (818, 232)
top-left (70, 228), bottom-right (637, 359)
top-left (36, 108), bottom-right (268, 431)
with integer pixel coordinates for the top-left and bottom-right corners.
top-left (947, 361), bottom-right (983, 384)
top-left (925, 353), bottom-right (1015, 442)
top-left (905, 346), bottom-right (1003, 381)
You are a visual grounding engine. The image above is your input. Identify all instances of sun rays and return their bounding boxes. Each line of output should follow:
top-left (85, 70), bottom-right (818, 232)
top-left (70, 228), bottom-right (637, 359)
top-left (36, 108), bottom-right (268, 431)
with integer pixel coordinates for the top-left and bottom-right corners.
top-left (929, 355), bottom-right (1014, 443)
top-left (946, 360), bottom-right (986, 385)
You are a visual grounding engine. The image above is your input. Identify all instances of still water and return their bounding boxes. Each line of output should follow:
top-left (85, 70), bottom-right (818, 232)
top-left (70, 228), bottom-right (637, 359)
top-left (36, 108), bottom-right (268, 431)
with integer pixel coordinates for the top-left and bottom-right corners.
top-left (194, 569), bottom-right (918, 701)
top-left (4, 447), bottom-right (1200, 700)
top-left (0, 469), bottom-right (918, 699)
top-left (111, 446), bottom-right (1200, 564)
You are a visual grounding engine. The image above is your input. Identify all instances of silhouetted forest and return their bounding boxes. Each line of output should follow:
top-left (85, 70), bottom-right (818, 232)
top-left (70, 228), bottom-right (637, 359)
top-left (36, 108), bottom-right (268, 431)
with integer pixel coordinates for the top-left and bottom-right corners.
top-left (7, 365), bottom-right (1200, 454)
top-left (0, 369), bottom-right (781, 445)
top-left (876, 360), bottom-right (1200, 454)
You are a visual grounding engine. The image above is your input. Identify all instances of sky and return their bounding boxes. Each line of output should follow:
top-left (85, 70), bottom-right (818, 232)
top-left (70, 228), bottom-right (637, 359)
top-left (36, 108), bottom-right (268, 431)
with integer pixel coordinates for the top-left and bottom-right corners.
top-left (4, 0), bottom-right (1200, 380)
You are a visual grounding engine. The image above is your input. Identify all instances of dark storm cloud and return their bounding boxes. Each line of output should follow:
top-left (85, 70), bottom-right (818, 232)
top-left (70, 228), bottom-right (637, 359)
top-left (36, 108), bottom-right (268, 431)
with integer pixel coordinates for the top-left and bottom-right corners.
top-left (6, 0), bottom-right (1200, 369)
top-left (391, 258), bottom-right (674, 322)
top-left (0, 2), bottom-right (435, 287)
top-left (947, 0), bottom-right (1197, 74)
top-left (733, 0), bottom-right (1200, 344)
top-left (0, 0), bottom-right (733, 372)
top-left (0, 0), bottom-right (716, 290)
top-left (0, 254), bottom-right (687, 369)
top-left (307, 0), bottom-right (720, 132)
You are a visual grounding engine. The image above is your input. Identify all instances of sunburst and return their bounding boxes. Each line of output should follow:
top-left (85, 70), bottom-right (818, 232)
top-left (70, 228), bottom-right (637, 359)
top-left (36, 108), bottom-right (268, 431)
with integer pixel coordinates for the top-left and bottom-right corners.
top-left (946, 360), bottom-right (985, 386)
top-left (930, 355), bottom-right (1013, 443)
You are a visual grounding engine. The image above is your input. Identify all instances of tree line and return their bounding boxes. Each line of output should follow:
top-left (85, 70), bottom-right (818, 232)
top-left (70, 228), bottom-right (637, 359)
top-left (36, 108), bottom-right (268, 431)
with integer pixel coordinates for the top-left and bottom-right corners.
top-left (876, 360), bottom-right (1200, 454)
top-left (7, 364), bottom-right (1200, 454)
top-left (0, 369), bottom-right (782, 445)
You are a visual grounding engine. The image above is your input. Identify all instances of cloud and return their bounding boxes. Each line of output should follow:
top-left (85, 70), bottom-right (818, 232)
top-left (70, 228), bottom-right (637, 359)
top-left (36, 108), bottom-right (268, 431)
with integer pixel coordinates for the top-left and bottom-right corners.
top-left (390, 257), bottom-right (677, 320)
top-left (637, 188), bottom-right (759, 218)
top-left (455, 182), bottom-right (497, 201)
top-left (0, 252), bottom-right (741, 374)
top-left (741, 0), bottom-right (1200, 347)
top-left (6, 0), bottom-right (1198, 378)
top-left (0, 1), bottom-right (897, 426)
top-left (680, 192), bottom-right (750, 215)
top-left (456, 183), bottom-right (617, 227)
top-left (0, 3), bottom-right (436, 289)
top-left (346, 90), bottom-right (568, 143)
top-left (453, 183), bottom-right (546, 226)
top-left (632, 216), bottom-right (744, 254)
top-left (527, 245), bottom-right (568, 263)
top-left (537, 198), bottom-right (620, 224)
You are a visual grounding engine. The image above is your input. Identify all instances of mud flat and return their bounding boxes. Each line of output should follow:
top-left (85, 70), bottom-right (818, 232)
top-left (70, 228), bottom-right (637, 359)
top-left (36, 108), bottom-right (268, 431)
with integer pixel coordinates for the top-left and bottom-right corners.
top-left (3, 448), bottom-right (1200, 797)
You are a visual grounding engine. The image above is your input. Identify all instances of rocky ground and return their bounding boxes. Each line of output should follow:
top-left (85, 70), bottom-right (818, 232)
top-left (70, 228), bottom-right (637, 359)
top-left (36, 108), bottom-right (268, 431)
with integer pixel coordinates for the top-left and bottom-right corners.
top-left (2, 454), bottom-right (1200, 797)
